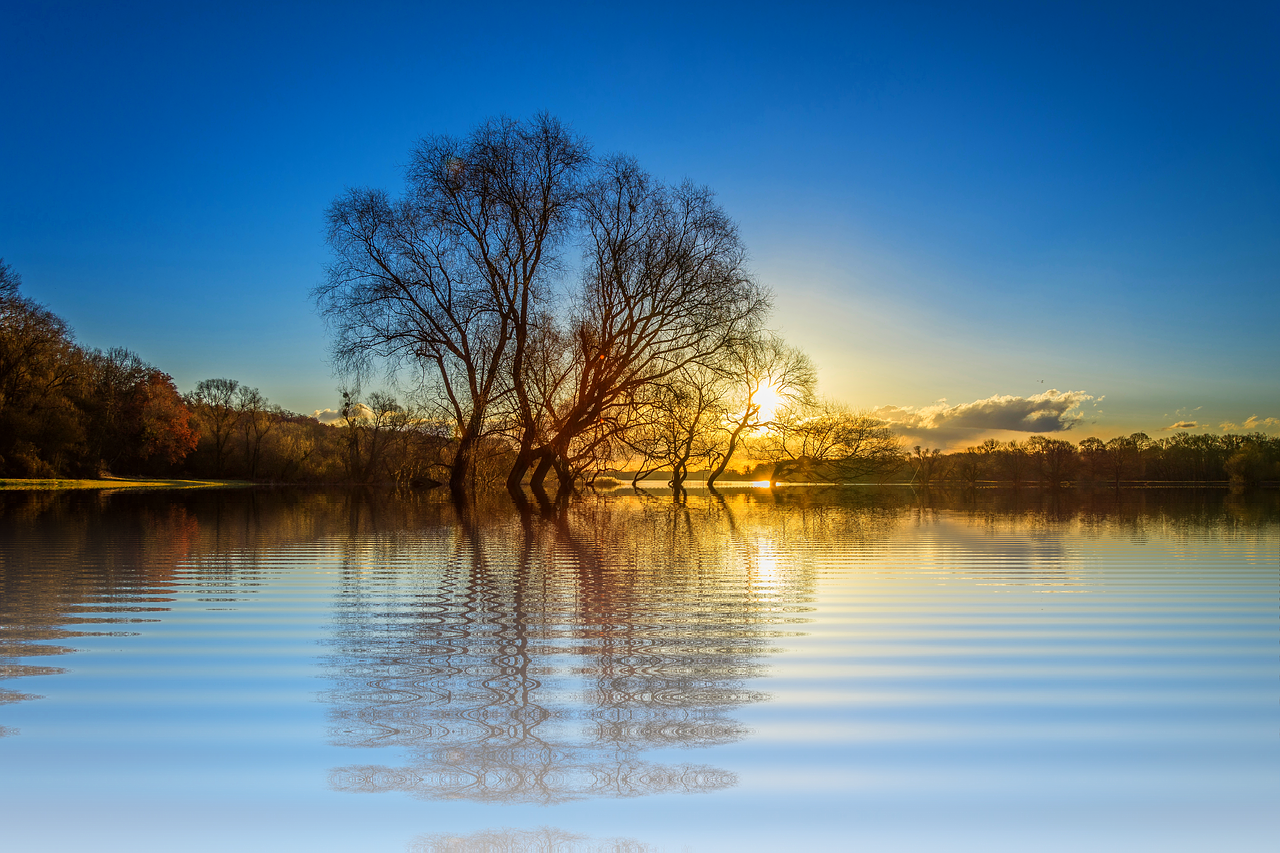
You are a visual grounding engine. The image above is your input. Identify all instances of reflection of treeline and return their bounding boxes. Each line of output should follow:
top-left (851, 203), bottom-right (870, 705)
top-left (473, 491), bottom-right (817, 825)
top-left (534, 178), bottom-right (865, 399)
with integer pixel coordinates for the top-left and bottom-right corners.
top-left (321, 493), bottom-right (821, 804)
top-left (899, 432), bottom-right (1280, 488)
top-left (0, 490), bottom-right (204, 729)
top-left (3, 487), bottom-right (1273, 739)
top-left (842, 481), bottom-right (1280, 529)
top-left (0, 487), bottom-right (463, 727)
top-left (408, 826), bottom-right (657, 853)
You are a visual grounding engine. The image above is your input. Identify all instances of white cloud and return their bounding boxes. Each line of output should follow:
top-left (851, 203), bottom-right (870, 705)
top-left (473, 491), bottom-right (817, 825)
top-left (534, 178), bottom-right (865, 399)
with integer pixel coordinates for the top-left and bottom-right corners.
top-left (1160, 420), bottom-right (1199, 431)
top-left (873, 389), bottom-right (1094, 448)
top-left (1220, 415), bottom-right (1280, 433)
top-left (875, 389), bottom-right (1092, 434)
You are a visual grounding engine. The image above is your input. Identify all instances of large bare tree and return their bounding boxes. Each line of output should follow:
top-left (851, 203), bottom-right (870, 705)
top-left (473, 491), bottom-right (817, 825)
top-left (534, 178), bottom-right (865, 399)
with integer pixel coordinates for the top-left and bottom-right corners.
top-left (318, 115), bottom-right (588, 493)
top-left (320, 121), bottom-right (776, 495)
top-left (517, 157), bottom-right (770, 492)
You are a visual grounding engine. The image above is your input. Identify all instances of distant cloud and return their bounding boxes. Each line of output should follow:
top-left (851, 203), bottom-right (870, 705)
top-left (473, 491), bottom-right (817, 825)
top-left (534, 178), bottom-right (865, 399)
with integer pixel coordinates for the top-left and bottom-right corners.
top-left (312, 405), bottom-right (373, 425)
top-left (874, 389), bottom-right (1093, 447)
top-left (876, 389), bottom-right (1091, 433)
top-left (1219, 415), bottom-right (1280, 433)
top-left (1160, 421), bottom-right (1199, 431)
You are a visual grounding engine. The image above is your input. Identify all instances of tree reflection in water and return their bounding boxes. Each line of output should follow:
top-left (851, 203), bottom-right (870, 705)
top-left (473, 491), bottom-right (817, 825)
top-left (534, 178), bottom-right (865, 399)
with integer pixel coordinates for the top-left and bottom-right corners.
top-left (408, 825), bottom-right (654, 853)
top-left (322, 491), bottom-right (830, 804)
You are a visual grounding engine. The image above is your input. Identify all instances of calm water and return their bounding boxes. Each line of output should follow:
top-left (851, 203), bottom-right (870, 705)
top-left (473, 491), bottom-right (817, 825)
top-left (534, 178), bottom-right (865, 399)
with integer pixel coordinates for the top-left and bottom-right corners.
top-left (1, 487), bottom-right (1276, 852)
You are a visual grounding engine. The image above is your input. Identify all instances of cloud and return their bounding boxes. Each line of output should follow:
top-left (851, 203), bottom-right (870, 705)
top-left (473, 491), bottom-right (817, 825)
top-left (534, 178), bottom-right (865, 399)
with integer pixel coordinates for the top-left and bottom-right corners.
top-left (1160, 421), bottom-right (1199, 431)
top-left (875, 389), bottom-right (1092, 434)
top-left (312, 405), bottom-right (373, 425)
top-left (1219, 415), bottom-right (1280, 433)
top-left (873, 389), bottom-right (1094, 448)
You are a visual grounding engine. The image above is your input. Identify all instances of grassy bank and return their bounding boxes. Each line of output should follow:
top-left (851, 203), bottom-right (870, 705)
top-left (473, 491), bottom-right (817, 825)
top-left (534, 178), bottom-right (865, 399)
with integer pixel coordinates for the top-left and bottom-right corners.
top-left (0, 477), bottom-right (253, 491)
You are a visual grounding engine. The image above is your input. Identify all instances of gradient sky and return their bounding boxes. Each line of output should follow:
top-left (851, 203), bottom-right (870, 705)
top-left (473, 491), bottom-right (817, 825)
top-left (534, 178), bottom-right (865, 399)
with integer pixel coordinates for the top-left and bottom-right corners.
top-left (3, 1), bottom-right (1276, 446)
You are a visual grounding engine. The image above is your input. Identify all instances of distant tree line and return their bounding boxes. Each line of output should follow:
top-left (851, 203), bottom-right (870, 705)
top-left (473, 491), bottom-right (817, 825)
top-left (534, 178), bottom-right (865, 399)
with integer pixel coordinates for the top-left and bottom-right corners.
top-left (0, 257), bottom-right (439, 483)
top-left (181, 380), bottom-right (447, 485)
top-left (900, 432), bottom-right (1280, 489)
top-left (0, 258), bottom-right (197, 478)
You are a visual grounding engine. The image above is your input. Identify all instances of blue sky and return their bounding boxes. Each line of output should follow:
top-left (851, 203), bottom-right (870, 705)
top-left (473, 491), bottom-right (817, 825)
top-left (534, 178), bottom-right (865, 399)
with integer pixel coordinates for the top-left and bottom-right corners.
top-left (3, 1), bottom-right (1276, 445)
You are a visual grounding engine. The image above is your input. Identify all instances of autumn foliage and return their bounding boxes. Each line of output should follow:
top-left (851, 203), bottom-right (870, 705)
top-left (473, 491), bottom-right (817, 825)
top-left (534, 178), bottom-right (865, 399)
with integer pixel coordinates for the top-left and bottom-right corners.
top-left (0, 259), bottom-right (199, 478)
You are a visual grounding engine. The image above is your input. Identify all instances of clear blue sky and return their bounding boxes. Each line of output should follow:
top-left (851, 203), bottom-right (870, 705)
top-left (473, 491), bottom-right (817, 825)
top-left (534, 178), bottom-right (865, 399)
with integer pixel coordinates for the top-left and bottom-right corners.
top-left (3, 1), bottom-right (1276, 445)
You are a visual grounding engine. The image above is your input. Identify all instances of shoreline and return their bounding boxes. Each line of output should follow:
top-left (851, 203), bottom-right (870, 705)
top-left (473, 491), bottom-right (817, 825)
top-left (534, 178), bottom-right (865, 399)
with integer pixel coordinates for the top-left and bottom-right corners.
top-left (0, 477), bottom-right (254, 491)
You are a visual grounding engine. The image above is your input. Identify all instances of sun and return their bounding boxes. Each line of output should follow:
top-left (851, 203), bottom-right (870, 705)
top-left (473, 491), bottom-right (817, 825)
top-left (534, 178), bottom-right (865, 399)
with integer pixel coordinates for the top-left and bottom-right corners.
top-left (754, 383), bottom-right (784, 422)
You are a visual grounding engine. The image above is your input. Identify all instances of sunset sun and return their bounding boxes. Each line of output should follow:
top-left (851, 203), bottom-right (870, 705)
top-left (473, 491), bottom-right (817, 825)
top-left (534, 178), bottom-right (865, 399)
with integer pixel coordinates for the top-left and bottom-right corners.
top-left (754, 384), bottom-right (784, 423)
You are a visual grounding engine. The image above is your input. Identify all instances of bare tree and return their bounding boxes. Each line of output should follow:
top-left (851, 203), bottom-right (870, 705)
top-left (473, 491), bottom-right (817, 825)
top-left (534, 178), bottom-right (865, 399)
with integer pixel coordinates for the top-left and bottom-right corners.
top-left (763, 400), bottom-right (903, 483)
top-left (705, 332), bottom-right (815, 487)
top-left (908, 445), bottom-right (948, 487)
top-left (520, 157), bottom-right (770, 492)
top-left (999, 439), bottom-right (1030, 486)
top-left (320, 121), bottom-right (776, 496)
top-left (335, 389), bottom-right (420, 484)
top-left (190, 378), bottom-right (241, 477)
top-left (623, 363), bottom-right (729, 493)
top-left (954, 440), bottom-right (998, 487)
top-left (1026, 435), bottom-right (1076, 487)
top-left (319, 115), bottom-right (589, 494)
top-left (235, 386), bottom-right (282, 480)
top-left (0, 258), bottom-right (20, 300)
top-left (1101, 433), bottom-right (1151, 487)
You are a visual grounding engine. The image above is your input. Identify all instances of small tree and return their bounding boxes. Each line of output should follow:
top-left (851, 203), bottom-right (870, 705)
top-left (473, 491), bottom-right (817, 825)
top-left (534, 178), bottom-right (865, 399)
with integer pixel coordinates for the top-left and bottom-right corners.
top-left (909, 446), bottom-right (949, 487)
top-left (626, 363), bottom-right (728, 493)
top-left (190, 378), bottom-right (241, 477)
top-left (705, 333), bottom-right (815, 487)
top-left (1026, 435), bottom-right (1077, 487)
top-left (764, 400), bottom-right (903, 484)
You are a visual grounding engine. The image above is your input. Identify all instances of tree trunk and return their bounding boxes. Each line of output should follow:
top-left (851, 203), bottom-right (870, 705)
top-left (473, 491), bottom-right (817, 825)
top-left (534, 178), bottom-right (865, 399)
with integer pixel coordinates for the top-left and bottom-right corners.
top-left (529, 453), bottom-right (556, 501)
top-left (449, 430), bottom-right (476, 494)
top-left (506, 440), bottom-right (537, 494)
top-left (555, 456), bottom-right (575, 493)
top-left (670, 456), bottom-right (689, 491)
top-left (631, 463), bottom-right (660, 487)
top-left (706, 419), bottom-right (750, 487)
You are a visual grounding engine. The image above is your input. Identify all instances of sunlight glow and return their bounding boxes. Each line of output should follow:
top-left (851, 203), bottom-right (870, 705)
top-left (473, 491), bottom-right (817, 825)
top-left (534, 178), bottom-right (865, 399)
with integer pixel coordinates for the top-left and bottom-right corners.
top-left (755, 384), bottom-right (784, 422)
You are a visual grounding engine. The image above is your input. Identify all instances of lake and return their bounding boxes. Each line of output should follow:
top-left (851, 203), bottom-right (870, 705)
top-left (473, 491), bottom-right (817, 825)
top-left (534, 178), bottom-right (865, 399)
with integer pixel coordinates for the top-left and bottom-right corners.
top-left (1, 486), bottom-right (1276, 852)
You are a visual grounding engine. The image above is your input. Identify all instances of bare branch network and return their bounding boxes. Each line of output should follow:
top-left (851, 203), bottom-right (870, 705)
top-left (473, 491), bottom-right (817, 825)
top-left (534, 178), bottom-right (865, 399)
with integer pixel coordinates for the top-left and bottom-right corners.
top-left (316, 114), bottom-right (895, 496)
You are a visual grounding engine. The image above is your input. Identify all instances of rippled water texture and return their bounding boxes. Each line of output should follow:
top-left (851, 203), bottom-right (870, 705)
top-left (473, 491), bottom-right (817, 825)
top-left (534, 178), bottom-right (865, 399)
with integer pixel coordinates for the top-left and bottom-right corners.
top-left (1, 487), bottom-right (1276, 851)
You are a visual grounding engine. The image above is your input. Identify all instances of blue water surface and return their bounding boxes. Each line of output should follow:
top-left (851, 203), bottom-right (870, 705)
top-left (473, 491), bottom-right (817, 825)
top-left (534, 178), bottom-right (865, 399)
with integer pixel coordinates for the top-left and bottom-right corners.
top-left (1, 487), bottom-right (1275, 852)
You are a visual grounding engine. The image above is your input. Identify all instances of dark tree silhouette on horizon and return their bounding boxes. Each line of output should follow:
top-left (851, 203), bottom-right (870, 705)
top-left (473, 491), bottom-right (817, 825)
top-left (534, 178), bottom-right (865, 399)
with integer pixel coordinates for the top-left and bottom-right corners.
top-left (318, 120), bottom-right (770, 497)
top-left (319, 115), bottom-right (589, 494)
